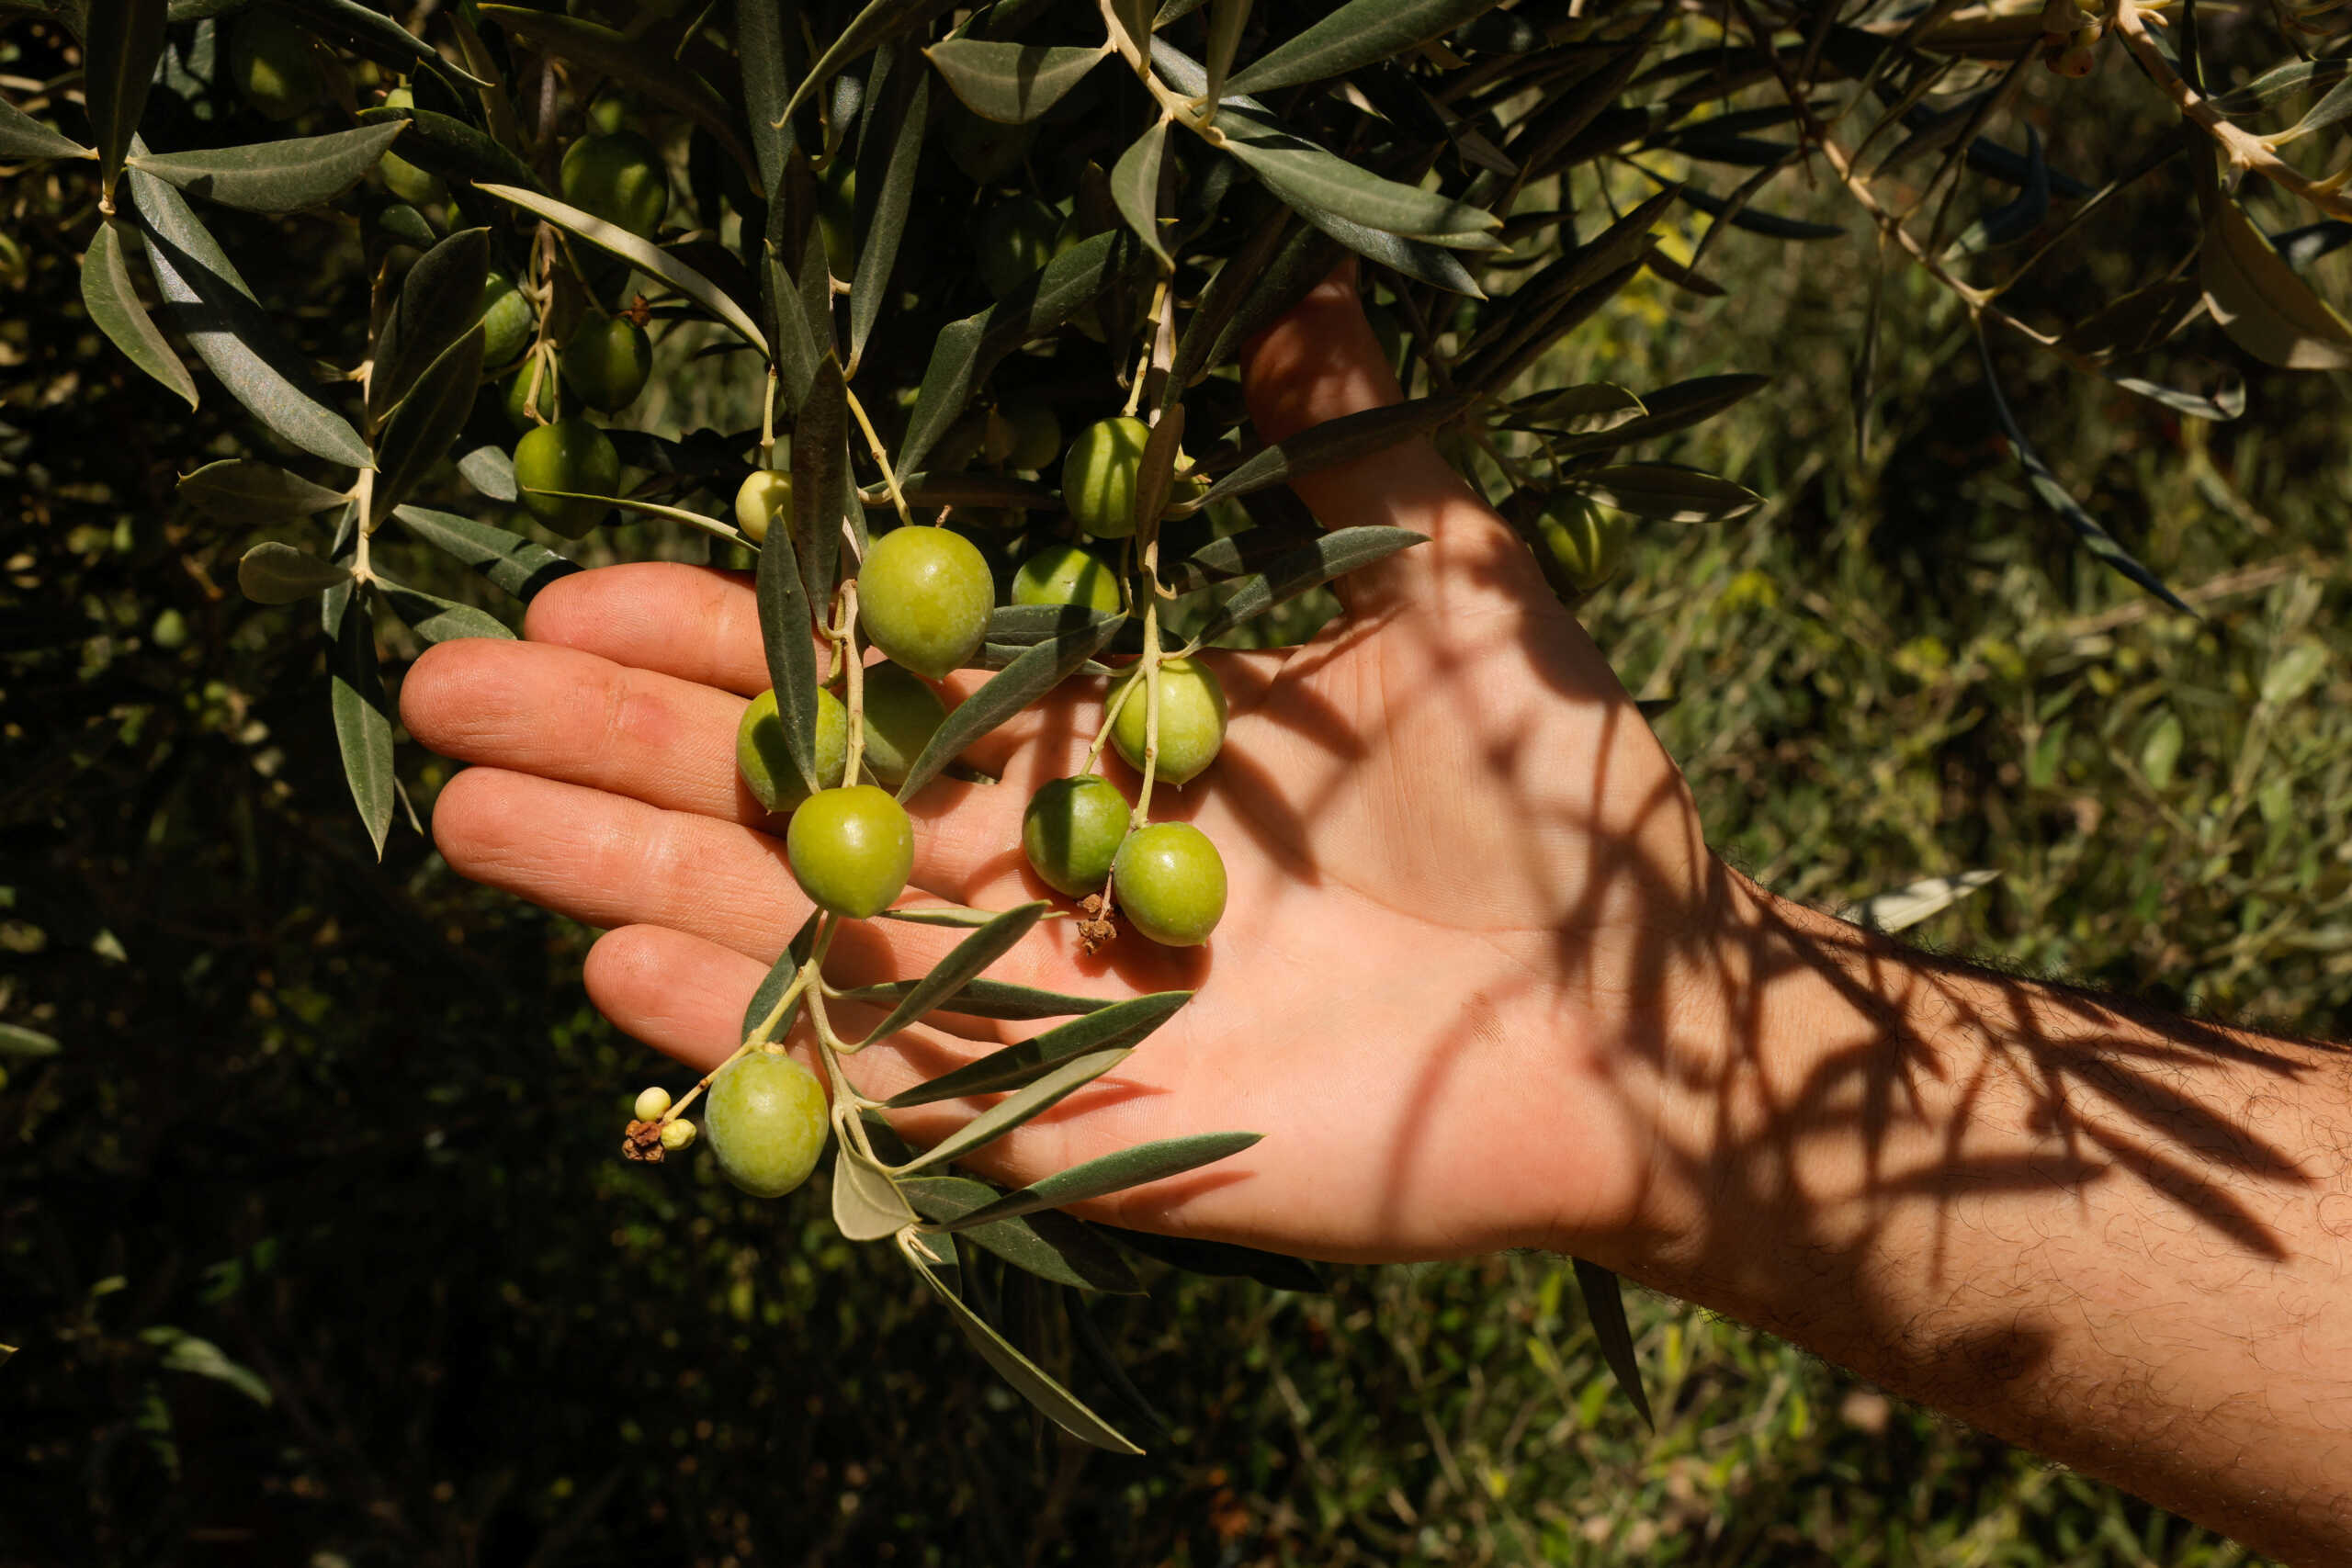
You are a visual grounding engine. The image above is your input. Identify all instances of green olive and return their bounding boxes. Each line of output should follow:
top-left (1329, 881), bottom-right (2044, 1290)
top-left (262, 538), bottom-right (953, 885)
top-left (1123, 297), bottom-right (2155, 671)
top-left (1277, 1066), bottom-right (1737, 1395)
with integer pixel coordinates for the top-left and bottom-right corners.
top-left (1023, 775), bottom-right (1130, 897)
top-left (560, 130), bottom-right (669, 239)
top-left (819, 163), bottom-right (856, 279)
top-left (704, 1049), bottom-right (829, 1198)
top-left (856, 662), bottom-right (949, 787)
top-left (857, 525), bottom-right (993, 679)
top-left (560, 315), bottom-right (651, 412)
top-left (1011, 546), bottom-right (1121, 615)
top-left (989, 398), bottom-right (1061, 471)
top-left (737, 685), bottom-right (848, 814)
top-left (229, 12), bottom-right (323, 121)
top-left (1061, 416), bottom-right (1150, 539)
top-left (786, 784), bottom-right (914, 919)
top-left (479, 269), bottom-right (534, 373)
top-left (586, 95), bottom-right (634, 137)
top-left (976, 196), bottom-right (1064, 299)
top-left (734, 469), bottom-right (793, 545)
top-left (1532, 497), bottom-right (1631, 597)
top-left (501, 359), bottom-right (557, 431)
top-left (379, 88), bottom-right (445, 206)
top-left (513, 417), bottom-right (619, 538)
top-left (1110, 656), bottom-right (1227, 786)
top-left (1112, 821), bottom-right (1227, 947)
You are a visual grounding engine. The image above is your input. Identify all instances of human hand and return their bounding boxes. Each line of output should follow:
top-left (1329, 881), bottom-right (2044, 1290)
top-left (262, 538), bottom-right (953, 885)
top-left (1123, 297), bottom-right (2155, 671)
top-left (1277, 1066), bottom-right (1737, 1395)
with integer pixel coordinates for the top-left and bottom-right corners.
top-left (400, 266), bottom-right (1736, 1267)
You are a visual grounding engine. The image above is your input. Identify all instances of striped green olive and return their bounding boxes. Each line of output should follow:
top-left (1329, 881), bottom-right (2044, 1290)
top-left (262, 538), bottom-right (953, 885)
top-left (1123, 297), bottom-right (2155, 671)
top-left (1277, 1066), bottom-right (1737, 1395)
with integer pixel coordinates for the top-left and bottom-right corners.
top-left (1023, 775), bottom-right (1130, 897)
top-left (1110, 656), bottom-right (1227, 786)
top-left (1061, 416), bottom-right (1149, 539)
top-left (1012, 546), bottom-right (1121, 615)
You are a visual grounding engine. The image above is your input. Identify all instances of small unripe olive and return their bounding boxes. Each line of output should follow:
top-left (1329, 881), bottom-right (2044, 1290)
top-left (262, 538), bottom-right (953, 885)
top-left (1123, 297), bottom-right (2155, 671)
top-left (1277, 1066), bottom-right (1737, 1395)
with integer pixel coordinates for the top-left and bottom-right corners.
top-left (737, 685), bottom-right (848, 814)
top-left (733, 469), bottom-right (792, 544)
top-left (1113, 821), bottom-right (1227, 947)
top-left (976, 196), bottom-right (1064, 299)
top-left (1111, 656), bottom-right (1227, 786)
top-left (379, 88), bottom-right (446, 206)
top-left (561, 315), bottom-right (651, 412)
top-left (1532, 497), bottom-right (1631, 597)
top-left (479, 270), bottom-right (533, 372)
top-left (856, 663), bottom-right (949, 787)
top-left (704, 1050), bottom-right (828, 1198)
top-left (659, 1117), bottom-right (698, 1152)
top-left (857, 525), bottom-right (992, 679)
top-left (990, 399), bottom-right (1061, 471)
top-left (1023, 774), bottom-right (1130, 897)
top-left (819, 163), bottom-right (856, 278)
top-left (586, 95), bottom-right (634, 136)
top-left (1011, 546), bottom-right (1121, 615)
top-left (229, 12), bottom-right (323, 121)
top-left (502, 361), bottom-right (556, 430)
top-left (560, 130), bottom-right (669, 238)
top-left (1062, 416), bottom-right (1150, 539)
top-left (633, 1086), bottom-right (673, 1122)
top-left (513, 417), bottom-right (620, 538)
top-left (786, 784), bottom-right (913, 919)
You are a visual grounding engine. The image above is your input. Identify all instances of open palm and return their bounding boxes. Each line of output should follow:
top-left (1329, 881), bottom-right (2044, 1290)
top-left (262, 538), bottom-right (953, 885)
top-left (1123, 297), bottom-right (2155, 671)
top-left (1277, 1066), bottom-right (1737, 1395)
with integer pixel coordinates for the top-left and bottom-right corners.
top-left (402, 267), bottom-right (1726, 1267)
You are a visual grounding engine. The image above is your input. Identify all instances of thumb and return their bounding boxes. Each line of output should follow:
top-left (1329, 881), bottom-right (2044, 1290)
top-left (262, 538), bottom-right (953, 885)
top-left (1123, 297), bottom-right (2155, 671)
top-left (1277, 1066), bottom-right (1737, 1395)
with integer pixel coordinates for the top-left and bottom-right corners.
top-left (1238, 262), bottom-right (1544, 620)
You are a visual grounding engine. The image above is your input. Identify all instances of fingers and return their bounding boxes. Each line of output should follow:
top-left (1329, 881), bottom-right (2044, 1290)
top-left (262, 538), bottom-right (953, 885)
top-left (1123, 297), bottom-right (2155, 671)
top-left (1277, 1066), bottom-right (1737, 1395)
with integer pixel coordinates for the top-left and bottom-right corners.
top-left (1240, 264), bottom-right (1545, 621)
top-left (522, 561), bottom-right (770, 696)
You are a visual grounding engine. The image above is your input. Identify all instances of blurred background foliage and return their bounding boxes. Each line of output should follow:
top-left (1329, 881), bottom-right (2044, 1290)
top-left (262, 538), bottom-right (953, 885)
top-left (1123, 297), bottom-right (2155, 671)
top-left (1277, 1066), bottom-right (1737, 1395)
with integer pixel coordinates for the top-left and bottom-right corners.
top-left (5, 0), bottom-right (2347, 1562)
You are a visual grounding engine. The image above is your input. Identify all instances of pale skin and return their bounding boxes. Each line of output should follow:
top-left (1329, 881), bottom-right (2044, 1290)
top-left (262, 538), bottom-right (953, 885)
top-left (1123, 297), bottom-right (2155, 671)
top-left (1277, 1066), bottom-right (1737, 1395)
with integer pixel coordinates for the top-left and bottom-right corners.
top-left (401, 267), bottom-right (2352, 1563)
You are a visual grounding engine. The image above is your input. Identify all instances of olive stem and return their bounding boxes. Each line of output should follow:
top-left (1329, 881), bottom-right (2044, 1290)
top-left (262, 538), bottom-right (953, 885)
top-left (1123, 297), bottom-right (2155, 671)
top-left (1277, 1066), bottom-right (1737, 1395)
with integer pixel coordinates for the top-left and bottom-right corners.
top-left (808, 987), bottom-right (883, 1161)
top-left (759, 364), bottom-right (778, 467)
top-left (1083, 666), bottom-right (1142, 777)
top-left (844, 388), bottom-right (916, 528)
top-left (833, 581), bottom-right (868, 784)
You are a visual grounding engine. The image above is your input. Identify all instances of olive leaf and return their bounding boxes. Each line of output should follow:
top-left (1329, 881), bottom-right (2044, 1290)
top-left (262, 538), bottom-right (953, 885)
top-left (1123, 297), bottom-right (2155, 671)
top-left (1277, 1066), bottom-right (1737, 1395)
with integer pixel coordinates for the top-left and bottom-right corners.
top-left (893, 607), bottom-right (1125, 800)
top-left (836, 976), bottom-right (1119, 1021)
top-left (763, 247), bottom-right (823, 417)
top-left (923, 39), bottom-right (1108, 123)
top-left (368, 227), bottom-right (491, 427)
top-left (900, 1177), bottom-right (1142, 1292)
top-left (833, 1143), bottom-right (918, 1241)
top-left (854, 904), bottom-right (1049, 1050)
top-left (356, 103), bottom-right (544, 193)
top-left (1542, 374), bottom-right (1771, 453)
top-left (1216, 105), bottom-right (1498, 243)
top-left (85, 0), bottom-right (169, 200)
top-left (877, 904), bottom-right (1029, 929)
top-left (753, 468), bottom-right (822, 803)
top-left (0, 95), bottom-right (92, 162)
top-left (1196, 393), bottom-right (1476, 507)
top-left (130, 166), bottom-right (372, 468)
top-left (1573, 1258), bottom-right (1654, 1430)
top-left (884, 991), bottom-right (1190, 1108)
top-left (849, 62), bottom-right (929, 373)
top-left (478, 6), bottom-right (752, 177)
top-left (787, 354), bottom-right (849, 626)
top-left (1501, 381), bottom-right (1645, 434)
top-left (736, 0), bottom-right (795, 193)
top-left (1292, 200), bottom-right (1487, 296)
top-left (456, 445), bottom-right (518, 502)
top-left (81, 217), bottom-right (198, 411)
top-left (1094, 1224), bottom-right (1329, 1292)
top-left (275, 0), bottom-right (489, 87)
top-left (391, 505), bottom-right (582, 601)
top-left (1110, 117), bottom-right (1172, 264)
top-left (368, 323), bottom-right (485, 527)
top-left (126, 123), bottom-right (408, 213)
top-left (897, 1231), bottom-right (1143, 1451)
top-left (1567, 464), bottom-right (1760, 523)
top-left (779, 0), bottom-right (963, 127)
top-left (1224, 0), bottom-right (1500, 95)
top-left (922, 1132), bottom-right (1261, 1232)
top-left (379, 582), bottom-right (514, 645)
top-left (1187, 525), bottom-right (1428, 646)
top-left (0, 1023), bottom-right (62, 1058)
top-left (326, 582), bottom-right (395, 859)
top-left (1668, 176), bottom-right (1843, 241)
top-left (2197, 178), bottom-right (2352, 370)
top-left (898, 1048), bottom-right (1132, 1173)
top-left (477, 184), bottom-right (770, 355)
top-left (180, 458), bottom-right (349, 523)
top-left (238, 542), bottom-right (354, 604)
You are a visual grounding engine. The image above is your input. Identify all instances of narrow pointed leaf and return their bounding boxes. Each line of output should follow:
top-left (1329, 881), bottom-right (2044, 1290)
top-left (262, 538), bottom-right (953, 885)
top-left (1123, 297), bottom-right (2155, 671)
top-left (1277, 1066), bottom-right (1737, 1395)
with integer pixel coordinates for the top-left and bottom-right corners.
top-left (369, 324), bottom-right (485, 525)
top-left (457, 444), bottom-right (518, 502)
top-left (1550, 374), bottom-right (1770, 453)
top-left (900, 1177), bottom-right (1142, 1292)
top-left (899, 1048), bottom-right (1131, 1172)
top-left (129, 168), bottom-right (370, 468)
top-left (1573, 1258), bottom-right (1654, 1429)
top-left (834, 1143), bottom-right (918, 1240)
top-left (841, 976), bottom-right (1118, 1021)
top-left (128, 123), bottom-right (408, 213)
top-left (277, 0), bottom-right (489, 85)
top-left (1503, 381), bottom-right (1645, 433)
top-left (180, 458), bottom-right (348, 523)
top-left (356, 103), bottom-right (543, 193)
top-left (1190, 525), bottom-right (1428, 645)
top-left (2198, 181), bottom-right (2352, 370)
top-left (850, 66), bottom-right (929, 370)
top-left (779, 0), bottom-right (962, 128)
top-left (1842, 869), bottom-right (2001, 933)
top-left (477, 184), bottom-right (768, 355)
top-left (1111, 118), bottom-right (1171, 264)
top-left (740, 912), bottom-right (822, 1043)
top-left (0, 95), bottom-right (91, 161)
top-left (753, 469), bottom-right (821, 801)
top-left (379, 583), bottom-right (513, 644)
top-left (1198, 394), bottom-right (1475, 507)
top-left (736, 0), bottom-right (793, 196)
top-left (894, 608), bottom-right (1124, 799)
top-left (898, 1233), bottom-right (1143, 1450)
top-left (1096, 1224), bottom-right (1329, 1291)
top-left (1219, 107), bottom-right (1497, 243)
top-left (368, 228), bottom-right (491, 426)
top-left (239, 542), bottom-right (354, 604)
top-left (1570, 464), bottom-right (1759, 523)
top-left (885, 991), bottom-right (1189, 1109)
top-left (1226, 0), bottom-right (1498, 95)
top-left (327, 586), bottom-right (395, 857)
top-left (479, 6), bottom-right (752, 175)
top-left (787, 353), bottom-right (847, 625)
top-left (391, 504), bottom-right (582, 600)
top-left (928, 1132), bottom-right (1261, 1231)
top-left (85, 0), bottom-right (169, 197)
top-left (81, 218), bottom-right (197, 410)
top-left (763, 246), bottom-right (822, 416)
top-left (856, 904), bottom-right (1047, 1046)
top-left (879, 903), bottom-right (1030, 929)
top-left (1975, 329), bottom-right (2188, 613)
top-left (924, 39), bottom-right (1106, 122)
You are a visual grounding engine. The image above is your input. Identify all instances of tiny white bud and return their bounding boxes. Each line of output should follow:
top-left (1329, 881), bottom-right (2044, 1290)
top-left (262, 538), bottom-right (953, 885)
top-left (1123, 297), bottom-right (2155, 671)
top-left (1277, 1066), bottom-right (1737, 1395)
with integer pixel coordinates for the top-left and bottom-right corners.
top-left (634, 1086), bottom-right (673, 1122)
top-left (660, 1118), bottom-right (697, 1152)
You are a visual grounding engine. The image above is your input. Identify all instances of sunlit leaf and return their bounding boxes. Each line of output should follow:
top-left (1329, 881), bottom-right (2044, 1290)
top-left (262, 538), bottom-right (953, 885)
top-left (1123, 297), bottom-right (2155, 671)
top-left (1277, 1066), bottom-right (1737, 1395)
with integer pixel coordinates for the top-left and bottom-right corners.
top-left (1226, 0), bottom-right (1499, 95)
top-left (853, 904), bottom-right (1047, 1048)
top-left (2198, 180), bottom-right (2352, 370)
top-left (833, 1143), bottom-right (918, 1241)
top-left (899, 1048), bottom-right (1130, 1173)
top-left (779, 0), bottom-right (962, 127)
top-left (740, 912), bottom-right (821, 1043)
top-left (379, 582), bottom-right (514, 644)
top-left (1218, 105), bottom-right (1497, 243)
top-left (837, 976), bottom-right (1119, 1021)
top-left (885, 991), bottom-right (1189, 1108)
top-left (128, 123), bottom-right (408, 213)
top-left (238, 542), bottom-right (353, 604)
top-left (926, 1132), bottom-right (1261, 1232)
top-left (849, 62), bottom-right (929, 372)
top-left (457, 445), bottom-right (518, 502)
top-left (924, 39), bottom-right (1107, 123)
top-left (81, 217), bottom-right (197, 411)
top-left (894, 607), bottom-right (1124, 799)
top-left (1840, 870), bottom-right (2000, 933)
top-left (477, 183), bottom-right (769, 355)
top-left (1190, 526), bottom-right (1426, 645)
top-left (391, 505), bottom-right (582, 601)
top-left (900, 1176), bottom-right (1142, 1292)
top-left (1110, 117), bottom-right (1171, 264)
top-left (1569, 464), bottom-right (1759, 523)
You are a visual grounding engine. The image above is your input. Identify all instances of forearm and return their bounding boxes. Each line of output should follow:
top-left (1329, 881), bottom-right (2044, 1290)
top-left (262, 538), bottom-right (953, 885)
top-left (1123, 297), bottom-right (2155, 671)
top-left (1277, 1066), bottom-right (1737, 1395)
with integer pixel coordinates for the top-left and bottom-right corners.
top-left (1625, 874), bottom-right (2352, 1563)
